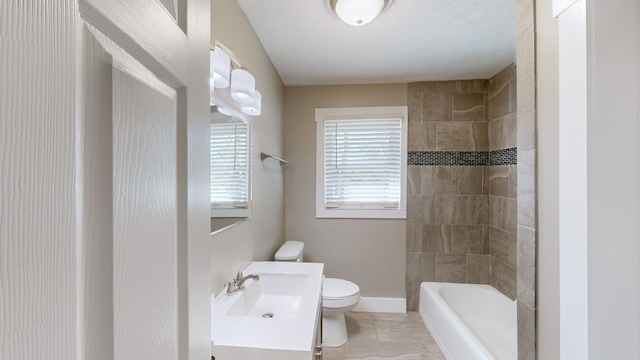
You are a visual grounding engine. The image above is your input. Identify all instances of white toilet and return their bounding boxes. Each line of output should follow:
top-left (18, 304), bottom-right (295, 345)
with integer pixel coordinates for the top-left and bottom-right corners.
top-left (275, 241), bottom-right (360, 347)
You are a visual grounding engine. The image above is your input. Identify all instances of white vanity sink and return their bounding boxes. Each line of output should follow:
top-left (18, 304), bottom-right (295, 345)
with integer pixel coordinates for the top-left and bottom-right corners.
top-left (212, 261), bottom-right (324, 360)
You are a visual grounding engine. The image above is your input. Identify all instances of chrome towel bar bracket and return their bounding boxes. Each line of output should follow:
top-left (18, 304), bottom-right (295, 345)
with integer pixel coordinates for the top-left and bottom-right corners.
top-left (260, 152), bottom-right (288, 166)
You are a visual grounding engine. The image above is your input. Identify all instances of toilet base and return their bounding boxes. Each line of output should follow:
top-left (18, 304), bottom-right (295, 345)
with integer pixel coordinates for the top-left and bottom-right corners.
top-left (322, 312), bottom-right (348, 347)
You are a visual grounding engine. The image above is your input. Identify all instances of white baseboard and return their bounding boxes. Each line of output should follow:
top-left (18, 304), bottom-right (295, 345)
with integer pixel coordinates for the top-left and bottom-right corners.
top-left (352, 297), bottom-right (406, 313)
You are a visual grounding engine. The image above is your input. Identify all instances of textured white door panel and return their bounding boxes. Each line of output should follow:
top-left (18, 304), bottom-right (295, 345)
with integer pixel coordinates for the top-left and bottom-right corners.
top-left (1, 0), bottom-right (210, 359)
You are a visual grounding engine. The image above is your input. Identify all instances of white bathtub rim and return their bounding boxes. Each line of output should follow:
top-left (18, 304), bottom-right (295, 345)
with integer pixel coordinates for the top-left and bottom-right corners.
top-left (419, 282), bottom-right (516, 360)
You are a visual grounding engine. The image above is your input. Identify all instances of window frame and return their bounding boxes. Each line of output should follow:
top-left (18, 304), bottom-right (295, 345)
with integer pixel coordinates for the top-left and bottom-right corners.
top-left (315, 106), bottom-right (408, 219)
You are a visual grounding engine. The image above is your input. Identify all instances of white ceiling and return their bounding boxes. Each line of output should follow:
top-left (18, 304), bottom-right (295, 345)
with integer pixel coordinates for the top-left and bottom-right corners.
top-left (236, 0), bottom-right (516, 86)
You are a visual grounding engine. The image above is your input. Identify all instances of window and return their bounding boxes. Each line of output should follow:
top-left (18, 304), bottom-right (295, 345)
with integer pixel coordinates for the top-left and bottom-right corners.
top-left (316, 106), bottom-right (407, 219)
top-left (210, 121), bottom-right (251, 217)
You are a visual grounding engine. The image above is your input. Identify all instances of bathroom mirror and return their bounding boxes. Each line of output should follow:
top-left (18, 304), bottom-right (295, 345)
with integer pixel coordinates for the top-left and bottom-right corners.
top-left (210, 106), bottom-right (252, 234)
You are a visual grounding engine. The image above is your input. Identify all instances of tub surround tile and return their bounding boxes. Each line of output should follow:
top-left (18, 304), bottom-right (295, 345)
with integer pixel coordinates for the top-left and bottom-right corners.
top-left (405, 281), bottom-right (420, 311)
top-left (468, 196), bottom-right (489, 225)
top-left (493, 258), bottom-right (517, 300)
top-left (421, 166), bottom-right (451, 194)
top-left (435, 254), bottom-right (467, 283)
top-left (518, 150), bottom-right (536, 228)
top-left (451, 166), bottom-right (484, 195)
top-left (437, 195), bottom-right (468, 225)
top-left (451, 225), bottom-right (483, 254)
top-left (407, 166), bottom-right (421, 195)
top-left (407, 195), bottom-right (437, 224)
top-left (516, 31), bottom-right (536, 113)
top-left (509, 165), bottom-right (518, 198)
top-left (422, 224), bottom-right (451, 253)
top-left (518, 110), bottom-right (537, 151)
top-left (489, 166), bottom-right (510, 197)
top-left (489, 82), bottom-right (511, 120)
top-left (406, 223), bottom-right (422, 253)
top-left (408, 92), bottom-right (423, 123)
top-left (517, 225), bottom-right (536, 307)
top-left (517, 300), bottom-right (536, 360)
top-left (467, 254), bottom-right (491, 284)
top-left (452, 93), bottom-right (485, 122)
top-left (436, 122), bottom-right (475, 151)
top-left (406, 252), bottom-right (436, 282)
top-left (489, 227), bottom-right (515, 266)
top-left (471, 121), bottom-right (490, 151)
top-left (408, 122), bottom-right (437, 151)
top-left (423, 93), bottom-right (452, 122)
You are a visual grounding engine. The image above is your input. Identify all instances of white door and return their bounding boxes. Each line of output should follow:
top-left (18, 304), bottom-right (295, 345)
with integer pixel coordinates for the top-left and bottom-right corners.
top-left (0, 1), bottom-right (211, 359)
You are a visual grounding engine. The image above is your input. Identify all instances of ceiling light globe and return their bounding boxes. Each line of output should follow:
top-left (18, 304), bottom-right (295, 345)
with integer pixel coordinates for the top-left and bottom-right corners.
top-left (332, 0), bottom-right (385, 26)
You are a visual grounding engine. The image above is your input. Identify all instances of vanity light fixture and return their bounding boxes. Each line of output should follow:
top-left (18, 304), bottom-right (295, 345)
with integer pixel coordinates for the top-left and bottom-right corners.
top-left (230, 69), bottom-right (256, 104)
top-left (212, 46), bottom-right (230, 88)
top-left (241, 90), bottom-right (261, 116)
top-left (210, 42), bottom-right (262, 116)
top-left (330, 0), bottom-right (391, 26)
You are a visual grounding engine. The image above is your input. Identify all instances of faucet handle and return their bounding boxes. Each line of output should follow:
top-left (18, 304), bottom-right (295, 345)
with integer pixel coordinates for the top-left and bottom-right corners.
top-left (235, 265), bottom-right (245, 281)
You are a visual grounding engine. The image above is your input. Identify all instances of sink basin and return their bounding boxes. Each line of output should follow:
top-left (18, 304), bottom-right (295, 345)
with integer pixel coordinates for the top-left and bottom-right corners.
top-left (227, 272), bottom-right (309, 319)
top-left (211, 261), bottom-right (324, 360)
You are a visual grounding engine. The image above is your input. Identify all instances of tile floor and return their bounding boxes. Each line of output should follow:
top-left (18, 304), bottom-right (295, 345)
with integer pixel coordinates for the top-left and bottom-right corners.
top-left (322, 311), bottom-right (446, 360)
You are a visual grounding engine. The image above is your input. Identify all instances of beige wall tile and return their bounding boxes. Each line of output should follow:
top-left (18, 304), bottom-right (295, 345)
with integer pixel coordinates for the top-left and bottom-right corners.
top-left (451, 166), bottom-right (484, 195)
top-left (452, 93), bottom-right (484, 122)
top-left (408, 122), bottom-right (437, 151)
top-left (436, 254), bottom-right (467, 282)
top-left (468, 196), bottom-right (489, 225)
top-left (517, 31), bottom-right (536, 113)
top-left (489, 226), bottom-right (513, 266)
top-left (517, 300), bottom-right (536, 360)
top-left (489, 166), bottom-right (510, 197)
top-left (467, 254), bottom-right (490, 284)
top-left (494, 259), bottom-right (517, 299)
top-left (471, 122), bottom-right (489, 151)
top-left (405, 281), bottom-right (420, 311)
top-left (451, 225), bottom-right (484, 254)
top-left (518, 109), bottom-right (537, 151)
top-left (408, 92), bottom-right (423, 123)
top-left (437, 195), bottom-right (468, 224)
top-left (422, 224), bottom-right (451, 253)
top-left (436, 122), bottom-right (474, 151)
top-left (489, 82), bottom-right (511, 121)
top-left (517, 225), bottom-right (536, 307)
top-left (509, 165), bottom-right (518, 199)
top-left (518, 150), bottom-right (536, 228)
top-left (423, 93), bottom-right (452, 122)
top-left (490, 196), bottom-right (517, 232)
top-left (407, 195), bottom-right (437, 224)
top-left (407, 166), bottom-right (421, 195)
top-left (421, 166), bottom-right (451, 194)
top-left (517, 0), bottom-right (534, 40)
top-left (406, 223), bottom-right (422, 252)
top-left (406, 252), bottom-right (436, 282)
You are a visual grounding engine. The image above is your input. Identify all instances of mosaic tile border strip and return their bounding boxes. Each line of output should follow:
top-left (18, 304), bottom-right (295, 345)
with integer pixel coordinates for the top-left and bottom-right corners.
top-left (408, 148), bottom-right (517, 166)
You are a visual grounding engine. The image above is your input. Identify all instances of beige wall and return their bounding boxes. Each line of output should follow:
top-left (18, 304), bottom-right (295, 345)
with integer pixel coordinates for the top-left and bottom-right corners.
top-left (210, 0), bottom-right (286, 295)
top-left (284, 84), bottom-right (407, 298)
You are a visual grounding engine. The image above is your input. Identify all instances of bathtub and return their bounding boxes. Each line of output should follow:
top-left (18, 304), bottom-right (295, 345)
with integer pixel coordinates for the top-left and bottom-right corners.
top-left (419, 282), bottom-right (517, 360)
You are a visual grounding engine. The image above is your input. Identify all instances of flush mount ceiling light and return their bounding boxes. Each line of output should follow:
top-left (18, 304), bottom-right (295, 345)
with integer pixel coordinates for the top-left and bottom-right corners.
top-left (330, 0), bottom-right (391, 26)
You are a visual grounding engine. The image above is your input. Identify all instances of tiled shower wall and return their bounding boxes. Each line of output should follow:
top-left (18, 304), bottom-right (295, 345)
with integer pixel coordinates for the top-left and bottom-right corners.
top-left (405, 80), bottom-right (491, 311)
top-left (488, 65), bottom-right (518, 299)
top-left (405, 72), bottom-right (519, 310)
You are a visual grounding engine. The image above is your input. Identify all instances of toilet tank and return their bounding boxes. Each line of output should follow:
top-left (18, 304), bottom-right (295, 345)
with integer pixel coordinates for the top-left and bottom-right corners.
top-left (275, 241), bottom-right (304, 262)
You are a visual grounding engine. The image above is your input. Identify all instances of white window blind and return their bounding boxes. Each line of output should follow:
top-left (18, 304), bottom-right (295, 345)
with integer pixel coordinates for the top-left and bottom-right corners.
top-left (210, 122), bottom-right (249, 211)
top-left (323, 118), bottom-right (402, 209)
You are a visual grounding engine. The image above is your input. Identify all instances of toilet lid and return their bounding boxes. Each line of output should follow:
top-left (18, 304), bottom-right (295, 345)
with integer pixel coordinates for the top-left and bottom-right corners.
top-left (323, 278), bottom-right (359, 299)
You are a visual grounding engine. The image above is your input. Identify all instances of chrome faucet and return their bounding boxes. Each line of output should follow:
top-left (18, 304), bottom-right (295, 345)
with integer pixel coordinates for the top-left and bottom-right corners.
top-left (226, 269), bottom-right (259, 295)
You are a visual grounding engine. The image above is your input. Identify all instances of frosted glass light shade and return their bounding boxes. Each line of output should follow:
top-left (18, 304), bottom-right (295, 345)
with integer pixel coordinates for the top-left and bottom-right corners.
top-left (213, 46), bottom-right (230, 89)
top-left (230, 69), bottom-right (255, 105)
top-left (333, 0), bottom-right (385, 26)
top-left (241, 90), bottom-right (261, 116)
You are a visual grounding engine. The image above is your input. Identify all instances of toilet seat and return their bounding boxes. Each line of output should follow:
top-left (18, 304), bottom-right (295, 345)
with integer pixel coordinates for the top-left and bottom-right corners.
top-left (323, 278), bottom-right (360, 309)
